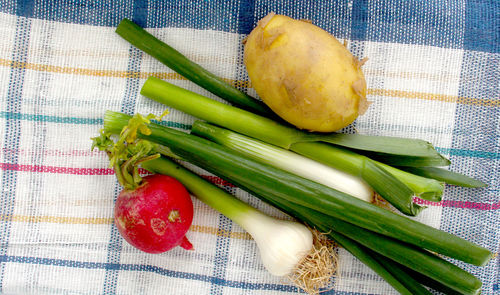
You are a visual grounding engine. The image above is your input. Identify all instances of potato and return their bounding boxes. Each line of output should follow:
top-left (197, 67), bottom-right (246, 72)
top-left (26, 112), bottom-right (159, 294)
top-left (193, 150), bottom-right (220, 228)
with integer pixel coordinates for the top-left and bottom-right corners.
top-left (244, 13), bottom-right (369, 132)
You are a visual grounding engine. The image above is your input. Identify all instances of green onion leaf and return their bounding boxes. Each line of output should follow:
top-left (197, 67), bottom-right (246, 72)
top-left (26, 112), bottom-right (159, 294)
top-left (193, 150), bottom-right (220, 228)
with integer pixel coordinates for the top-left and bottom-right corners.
top-left (315, 132), bottom-right (447, 160)
top-left (396, 166), bottom-right (487, 188)
top-left (140, 76), bottom-right (445, 160)
top-left (192, 120), bottom-right (374, 202)
top-left (361, 158), bottom-right (425, 216)
top-left (355, 151), bottom-right (451, 167)
top-left (290, 141), bottom-right (443, 205)
top-left (116, 18), bottom-right (273, 117)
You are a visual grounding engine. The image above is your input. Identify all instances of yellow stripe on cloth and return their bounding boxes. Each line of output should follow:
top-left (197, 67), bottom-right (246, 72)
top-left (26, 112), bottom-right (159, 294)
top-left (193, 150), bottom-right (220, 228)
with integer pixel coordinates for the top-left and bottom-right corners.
top-left (368, 89), bottom-right (499, 108)
top-left (1, 58), bottom-right (497, 107)
top-left (0, 214), bottom-right (252, 240)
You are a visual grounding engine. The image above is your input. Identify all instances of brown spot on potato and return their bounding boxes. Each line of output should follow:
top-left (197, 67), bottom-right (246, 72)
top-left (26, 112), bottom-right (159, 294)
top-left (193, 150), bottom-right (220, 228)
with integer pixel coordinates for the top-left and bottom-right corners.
top-left (357, 57), bottom-right (369, 68)
top-left (258, 12), bottom-right (276, 28)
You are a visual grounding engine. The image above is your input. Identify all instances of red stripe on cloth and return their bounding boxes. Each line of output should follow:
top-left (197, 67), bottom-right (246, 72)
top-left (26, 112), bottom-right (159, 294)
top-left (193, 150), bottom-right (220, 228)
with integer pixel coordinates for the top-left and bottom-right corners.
top-left (2, 162), bottom-right (497, 210)
top-left (0, 163), bottom-right (114, 175)
top-left (201, 175), bottom-right (236, 187)
top-left (414, 198), bottom-right (500, 210)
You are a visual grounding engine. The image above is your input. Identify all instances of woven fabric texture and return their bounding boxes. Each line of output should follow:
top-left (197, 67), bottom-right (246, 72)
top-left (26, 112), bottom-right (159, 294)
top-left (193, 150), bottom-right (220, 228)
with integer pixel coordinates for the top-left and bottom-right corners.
top-left (0, 0), bottom-right (498, 294)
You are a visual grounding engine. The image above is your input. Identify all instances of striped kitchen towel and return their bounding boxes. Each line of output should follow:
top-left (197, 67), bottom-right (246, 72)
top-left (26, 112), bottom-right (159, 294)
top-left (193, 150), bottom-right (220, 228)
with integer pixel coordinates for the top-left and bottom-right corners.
top-left (0, 0), bottom-right (498, 294)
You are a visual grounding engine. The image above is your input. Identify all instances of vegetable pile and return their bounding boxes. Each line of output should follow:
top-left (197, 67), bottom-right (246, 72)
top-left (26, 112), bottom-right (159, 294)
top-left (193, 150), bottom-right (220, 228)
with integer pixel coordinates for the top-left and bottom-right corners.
top-left (94, 15), bottom-right (492, 295)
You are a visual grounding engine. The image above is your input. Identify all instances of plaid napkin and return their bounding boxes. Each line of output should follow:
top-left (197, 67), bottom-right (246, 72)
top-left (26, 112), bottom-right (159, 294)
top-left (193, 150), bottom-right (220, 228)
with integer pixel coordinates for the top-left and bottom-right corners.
top-left (0, 0), bottom-right (498, 294)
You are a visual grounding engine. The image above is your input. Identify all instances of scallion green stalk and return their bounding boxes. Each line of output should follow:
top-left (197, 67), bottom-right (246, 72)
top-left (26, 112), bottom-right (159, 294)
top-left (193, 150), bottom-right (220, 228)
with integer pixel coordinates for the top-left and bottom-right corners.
top-left (396, 166), bottom-right (487, 188)
top-left (191, 120), bottom-right (374, 202)
top-left (103, 110), bottom-right (493, 268)
top-left (191, 120), bottom-right (442, 215)
top-left (140, 76), bottom-right (446, 161)
top-left (289, 141), bottom-right (444, 202)
top-left (148, 154), bottom-right (476, 294)
top-left (116, 18), bottom-right (274, 117)
top-left (187, 154), bottom-right (476, 295)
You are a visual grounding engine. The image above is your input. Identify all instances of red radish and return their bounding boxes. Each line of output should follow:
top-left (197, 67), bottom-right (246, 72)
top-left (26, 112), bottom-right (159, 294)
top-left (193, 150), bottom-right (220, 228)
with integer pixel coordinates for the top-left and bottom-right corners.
top-left (114, 174), bottom-right (194, 253)
top-left (92, 113), bottom-right (194, 254)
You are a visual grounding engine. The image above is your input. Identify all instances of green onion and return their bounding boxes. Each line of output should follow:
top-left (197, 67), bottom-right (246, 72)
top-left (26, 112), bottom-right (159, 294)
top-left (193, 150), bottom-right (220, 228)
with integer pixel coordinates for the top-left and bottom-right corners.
top-left (143, 156), bottom-right (422, 294)
top-left (290, 141), bottom-right (444, 202)
top-left (141, 156), bottom-right (314, 277)
top-left (259, 190), bottom-right (430, 295)
top-left (396, 166), bottom-right (487, 188)
top-left (402, 264), bottom-right (465, 295)
top-left (191, 120), bottom-right (374, 202)
top-left (141, 77), bottom-right (447, 215)
top-left (140, 76), bottom-right (445, 160)
top-left (330, 234), bottom-right (423, 295)
top-left (103, 110), bottom-right (493, 268)
top-left (370, 250), bottom-right (434, 295)
top-left (315, 133), bottom-right (451, 166)
top-left (191, 120), bottom-right (442, 215)
top-left (116, 18), bottom-right (273, 117)
top-left (250, 189), bottom-right (481, 295)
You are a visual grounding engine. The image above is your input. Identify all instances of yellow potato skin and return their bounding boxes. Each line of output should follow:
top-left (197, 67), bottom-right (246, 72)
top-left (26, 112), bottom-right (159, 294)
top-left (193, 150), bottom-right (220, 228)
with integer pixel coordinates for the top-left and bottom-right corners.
top-left (244, 13), bottom-right (367, 132)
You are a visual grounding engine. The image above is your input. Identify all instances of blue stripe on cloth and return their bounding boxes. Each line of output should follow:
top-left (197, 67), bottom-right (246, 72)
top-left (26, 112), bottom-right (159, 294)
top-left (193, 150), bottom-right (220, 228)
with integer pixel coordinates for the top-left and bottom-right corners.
top-left (14, 0), bottom-right (33, 18)
top-left (238, 0), bottom-right (256, 36)
top-left (463, 0), bottom-right (500, 54)
top-left (102, 183), bottom-right (123, 295)
top-left (351, 0), bottom-right (368, 41)
top-left (252, 0), bottom-right (353, 40)
top-left (209, 214), bottom-right (233, 295)
top-left (496, 258), bottom-right (500, 293)
top-left (20, 18), bottom-right (52, 290)
top-left (0, 254), bottom-right (304, 293)
top-left (145, 0), bottom-right (241, 33)
top-left (120, 53), bottom-right (142, 115)
top-left (30, 0), bottom-right (136, 28)
top-left (1, 111), bottom-right (498, 161)
top-left (366, 0), bottom-right (466, 50)
top-left (103, 1), bottom-right (145, 292)
top-left (234, 0), bottom-right (255, 102)
top-left (0, 4), bottom-right (32, 291)
top-left (0, 0), bottom-right (497, 53)
top-left (346, 0), bottom-right (368, 133)
top-left (0, 111), bottom-right (192, 129)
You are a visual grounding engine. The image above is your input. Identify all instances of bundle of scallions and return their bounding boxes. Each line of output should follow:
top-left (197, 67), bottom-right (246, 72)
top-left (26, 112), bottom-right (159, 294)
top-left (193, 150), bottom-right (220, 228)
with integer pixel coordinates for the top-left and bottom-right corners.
top-left (105, 18), bottom-right (493, 294)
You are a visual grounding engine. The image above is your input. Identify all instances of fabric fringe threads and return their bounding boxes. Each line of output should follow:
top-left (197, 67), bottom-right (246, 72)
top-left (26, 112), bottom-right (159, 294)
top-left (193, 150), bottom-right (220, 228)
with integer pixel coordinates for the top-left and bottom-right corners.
top-left (288, 229), bottom-right (338, 295)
